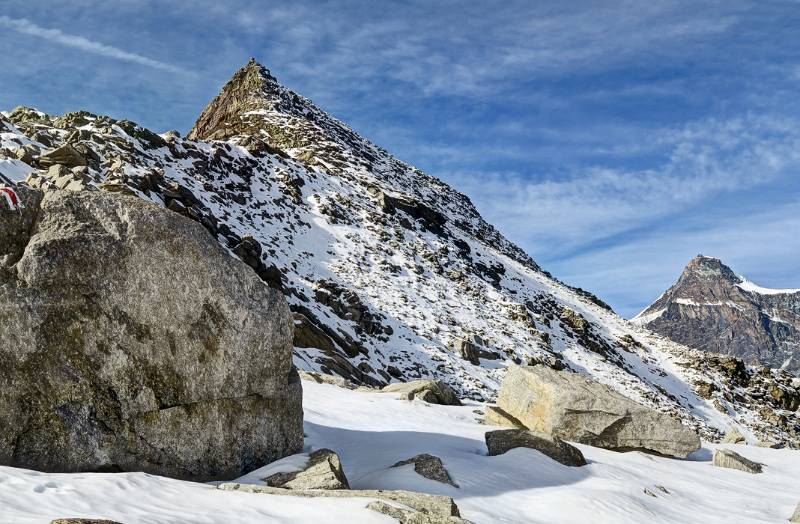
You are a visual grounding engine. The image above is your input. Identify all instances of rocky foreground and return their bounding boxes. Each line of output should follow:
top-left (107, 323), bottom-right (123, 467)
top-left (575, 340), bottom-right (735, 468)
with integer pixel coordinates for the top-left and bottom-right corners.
top-left (2, 379), bottom-right (799, 524)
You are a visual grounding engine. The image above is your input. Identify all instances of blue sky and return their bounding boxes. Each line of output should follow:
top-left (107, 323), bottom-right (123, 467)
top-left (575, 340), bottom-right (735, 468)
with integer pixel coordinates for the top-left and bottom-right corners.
top-left (2, 1), bottom-right (799, 317)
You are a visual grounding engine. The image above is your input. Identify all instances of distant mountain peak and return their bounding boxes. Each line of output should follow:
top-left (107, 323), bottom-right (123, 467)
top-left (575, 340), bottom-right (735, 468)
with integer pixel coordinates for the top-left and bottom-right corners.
top-left (636, 255), bottom-right (800, 372)
top-left (681, 255), bottom-right (740, 283)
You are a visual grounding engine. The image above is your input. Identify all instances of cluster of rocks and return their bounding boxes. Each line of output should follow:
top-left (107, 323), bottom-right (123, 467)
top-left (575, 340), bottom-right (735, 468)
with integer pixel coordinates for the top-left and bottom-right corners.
top-left (680, 353), bottom-right (800, 444)
top-left (223, 446), bottom-right (471, 523)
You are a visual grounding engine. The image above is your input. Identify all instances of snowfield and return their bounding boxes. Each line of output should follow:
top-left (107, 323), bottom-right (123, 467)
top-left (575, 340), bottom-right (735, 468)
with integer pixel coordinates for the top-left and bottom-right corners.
top-left (2, 380), bottom-right (798, 524)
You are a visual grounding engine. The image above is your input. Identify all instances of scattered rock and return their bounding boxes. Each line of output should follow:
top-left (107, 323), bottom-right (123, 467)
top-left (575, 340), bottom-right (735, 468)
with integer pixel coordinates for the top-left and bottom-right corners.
top-left (712, 449), bottom-right (763, 474)
top-left (50, 520), bottom-right (123, 524)
top-left (454, 335), bottom-right (500, 365)
top-left (38, 144), bottom-right (87, 168)
top-left (0, 190), bottom-right (302, 480)
top-left (392, 453), bottom-right (458, 487)
top-left (483, 406), bottom-right (526, 429)
top-left (383, 380), bottom-right (462, 406)
top-left (299, 371), bottom-right (355, 389)
top-left (485, 429), bottom-right (587, 467)
top-left (497, 366), bottom-right (700, 458)
top-left (264, 449), bottom-right (349, 490)
top-left (217, 482), bottom-right (469, 522)
top-left (722, 427), bottom-right (746, 444)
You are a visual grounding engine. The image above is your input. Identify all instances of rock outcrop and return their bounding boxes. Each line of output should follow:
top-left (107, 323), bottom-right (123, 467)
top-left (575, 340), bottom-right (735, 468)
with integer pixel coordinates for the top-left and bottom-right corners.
top-left (485, 429), bottom-right (587, 466)
top-left (497, 366), bottom-right (700, 458)
top-left (712, 449), bottom-right (763, 474)
top-left (635, 255), bottom-right (800, 372)
top-left (382, 380), bottom-right (462, 406)
top-left (392, 454), bottom-right (458, 487)
top-left (791, 501), bottom-right (800, 523)
top-left (217, 483), bottom-right (471, 523)
top-left (264, 449), bottom-right (350, 490)
top-left (0, 189), bottom-right (302, 480)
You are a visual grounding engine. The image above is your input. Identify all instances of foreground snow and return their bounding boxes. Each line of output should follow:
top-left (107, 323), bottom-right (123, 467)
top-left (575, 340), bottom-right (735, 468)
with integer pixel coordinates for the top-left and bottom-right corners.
top-left (2, 380), bottom-right (799, 523)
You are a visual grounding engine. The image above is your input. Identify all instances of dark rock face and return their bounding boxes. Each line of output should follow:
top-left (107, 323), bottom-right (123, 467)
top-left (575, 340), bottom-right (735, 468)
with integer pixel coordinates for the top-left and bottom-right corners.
top-left (636, 255), bottom-right (800, 372)
top-left (484, 429), bottom-right (587, 467)
top-left (392, 453), bottom-right (458, 487)
top-left (0, 189), bottom-right (303, 480)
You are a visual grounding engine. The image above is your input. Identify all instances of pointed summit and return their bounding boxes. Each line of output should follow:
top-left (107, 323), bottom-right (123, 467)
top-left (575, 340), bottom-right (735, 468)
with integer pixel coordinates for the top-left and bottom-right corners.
top-left (188, 58), bottom-right (281, 141)
top-left (681, 255), bottom-right (740, 284)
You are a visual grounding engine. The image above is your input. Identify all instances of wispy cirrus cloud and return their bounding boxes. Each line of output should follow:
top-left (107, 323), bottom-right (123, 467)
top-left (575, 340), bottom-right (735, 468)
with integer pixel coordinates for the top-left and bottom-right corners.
top-left (0, 15), bottom-right (190, 75)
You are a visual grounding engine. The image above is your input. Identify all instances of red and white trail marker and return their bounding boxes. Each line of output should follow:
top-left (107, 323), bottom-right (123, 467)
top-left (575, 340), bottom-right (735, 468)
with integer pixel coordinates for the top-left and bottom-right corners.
top-left (0, 186), bottom-right (20, 210)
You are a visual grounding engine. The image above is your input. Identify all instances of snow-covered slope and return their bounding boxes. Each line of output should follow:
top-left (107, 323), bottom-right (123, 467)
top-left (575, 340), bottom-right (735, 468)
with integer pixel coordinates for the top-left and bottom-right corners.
top-left (0, 61), bottom-right (797, 445)
top-left (2, 379), bottom-right (800, 524)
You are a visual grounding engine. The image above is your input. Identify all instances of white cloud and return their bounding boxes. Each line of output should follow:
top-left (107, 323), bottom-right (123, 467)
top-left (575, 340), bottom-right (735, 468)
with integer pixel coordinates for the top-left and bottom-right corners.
top-left (0, 15), bottom-right (189, 75)
top-left (445, 113), bottom-right (800, 257)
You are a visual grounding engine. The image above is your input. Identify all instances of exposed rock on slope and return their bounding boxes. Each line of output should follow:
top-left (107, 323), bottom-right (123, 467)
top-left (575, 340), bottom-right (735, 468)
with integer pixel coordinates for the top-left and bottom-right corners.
top-left (0, 188), bottom-right (302, 480)
top-left (634, 255), bottom-right (800, 372)
top-left (1, 61), bottom-right (798, 446)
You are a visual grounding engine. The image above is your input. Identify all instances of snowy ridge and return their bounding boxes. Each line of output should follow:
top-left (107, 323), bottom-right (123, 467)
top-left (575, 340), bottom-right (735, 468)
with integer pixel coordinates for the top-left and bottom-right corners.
top-left (0, 62), bottom-right (797, 445)
top-left (737, 278), bottom-right (800, 296)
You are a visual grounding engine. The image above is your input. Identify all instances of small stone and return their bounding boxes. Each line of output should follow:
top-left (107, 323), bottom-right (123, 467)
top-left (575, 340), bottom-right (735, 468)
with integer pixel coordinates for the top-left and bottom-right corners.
top-left (392, 453), bottom-right (458, 487)
top-left (382, 380), bottom-right (462, 406)
top-left (50, 520), bottom-right (123, 524)
top-left (264, 448), bottom-right (350, 490)
top-left (485, 429), bottom-right (587, 467)
top-left (722, 427), bottom-right (745, 444)
top-left (712, 449), bottom-right (763, 474)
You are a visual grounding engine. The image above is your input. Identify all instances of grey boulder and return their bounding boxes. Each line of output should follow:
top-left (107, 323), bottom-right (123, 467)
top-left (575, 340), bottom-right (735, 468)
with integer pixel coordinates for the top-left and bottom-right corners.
top-left (383, 380), bottom-right (462, 406)
top-left (264, 449), bottom-right (350, 490)
top-left (712, 449), bottom-right (763, 474)
top-left (497, 366), bottom-right (700, 458)
top-left (392, 453), bottom-right (458, 487)
top-left (0, 189), bottom-right (303, 480)
top-left (485, 429), bottom-right (587, 467)
top-left (790, 501), bottom-right (800, 523)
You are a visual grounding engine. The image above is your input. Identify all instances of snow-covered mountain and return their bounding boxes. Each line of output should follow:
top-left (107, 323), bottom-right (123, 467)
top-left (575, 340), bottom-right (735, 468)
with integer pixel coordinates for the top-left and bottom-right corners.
top-left (1, 60), bottom-right (798, 445)
top-left (634, 255), bottom-right (800, 373)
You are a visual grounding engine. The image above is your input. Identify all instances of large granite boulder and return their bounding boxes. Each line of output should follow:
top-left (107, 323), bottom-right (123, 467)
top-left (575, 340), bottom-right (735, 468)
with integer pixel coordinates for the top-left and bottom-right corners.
top-left (0, 189), bottom-right (303, 480)
top-left (791, 501), bottom-right (800, 523)
top-left (497, 366), bottom-right (700, 458)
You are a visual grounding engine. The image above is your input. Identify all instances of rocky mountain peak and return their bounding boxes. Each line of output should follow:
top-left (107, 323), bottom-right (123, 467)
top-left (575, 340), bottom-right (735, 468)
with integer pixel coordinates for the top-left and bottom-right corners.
top-left (636, 255), bottom-right (800, 373)
top-left (187, 58), bottom-right (281, 142)
top-left (680, 255), bottom-right (740, 284)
